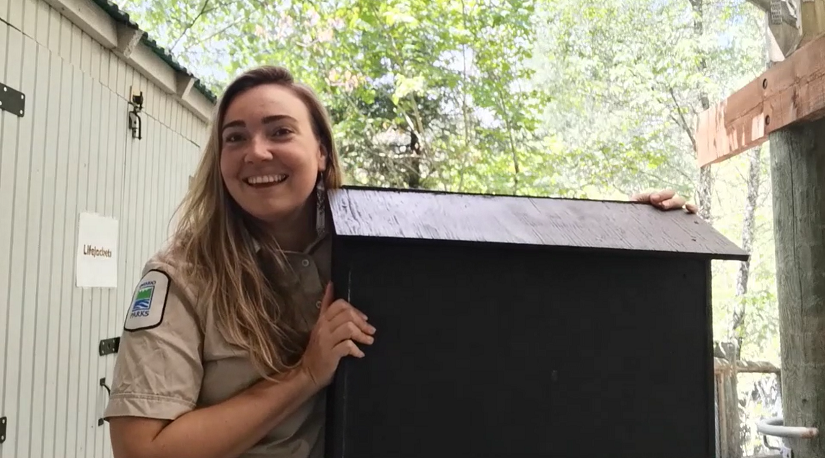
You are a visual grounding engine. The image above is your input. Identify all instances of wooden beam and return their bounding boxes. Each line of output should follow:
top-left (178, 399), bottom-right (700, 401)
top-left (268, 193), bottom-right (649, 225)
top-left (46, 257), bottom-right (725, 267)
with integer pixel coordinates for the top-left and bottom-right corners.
top-left (176, 73), bottom-right (196, 99)
top-left (114, 23), bottom-right (143, 60)
top-left (714, 358), bottom-right (781, 374)
top-left (695, 32), bottom-right (825, 166)
top-left (41, 0), bottom-right (117, 49)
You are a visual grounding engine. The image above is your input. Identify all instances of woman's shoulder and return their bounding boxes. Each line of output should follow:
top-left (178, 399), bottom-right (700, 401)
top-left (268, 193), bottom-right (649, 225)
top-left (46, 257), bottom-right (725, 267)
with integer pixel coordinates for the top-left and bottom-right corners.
top-left (134, 238), bottom-right (203, 313)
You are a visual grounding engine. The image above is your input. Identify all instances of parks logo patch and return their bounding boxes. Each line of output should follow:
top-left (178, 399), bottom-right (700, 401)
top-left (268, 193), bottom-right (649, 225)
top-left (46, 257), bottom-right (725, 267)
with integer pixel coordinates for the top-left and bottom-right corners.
top-left (124, 269), bottom-right (170, 332)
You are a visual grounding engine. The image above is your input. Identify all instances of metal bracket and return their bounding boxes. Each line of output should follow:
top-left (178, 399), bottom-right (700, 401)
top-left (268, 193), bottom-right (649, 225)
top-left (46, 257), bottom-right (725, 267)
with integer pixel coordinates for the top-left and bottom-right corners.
top-left (98, 337), bottom-right (120, 356)
top-left (757, 416), bottom-right (819, 458)
top-left (0, 416), bottom-right (6, 443)
top-left (0, 83), bottom-right (25, 117)
top-left (757, 416), bottom-right (819, 439)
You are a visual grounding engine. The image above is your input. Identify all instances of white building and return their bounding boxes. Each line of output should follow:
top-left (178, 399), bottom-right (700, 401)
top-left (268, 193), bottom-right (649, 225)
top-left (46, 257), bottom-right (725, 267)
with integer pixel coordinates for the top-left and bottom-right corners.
top-left (0, 0), bottom-right (216, 456)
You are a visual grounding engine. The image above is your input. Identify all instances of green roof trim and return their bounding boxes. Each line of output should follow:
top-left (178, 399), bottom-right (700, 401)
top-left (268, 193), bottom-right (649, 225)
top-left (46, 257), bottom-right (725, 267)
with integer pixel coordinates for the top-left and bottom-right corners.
top-left (90, 0), bottom-right (219, 104)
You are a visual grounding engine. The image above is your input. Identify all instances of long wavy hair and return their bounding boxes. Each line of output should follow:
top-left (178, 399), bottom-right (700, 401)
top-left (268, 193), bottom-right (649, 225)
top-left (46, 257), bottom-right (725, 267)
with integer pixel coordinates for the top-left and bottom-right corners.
top-left (172, 66), bottom-right (344, 378)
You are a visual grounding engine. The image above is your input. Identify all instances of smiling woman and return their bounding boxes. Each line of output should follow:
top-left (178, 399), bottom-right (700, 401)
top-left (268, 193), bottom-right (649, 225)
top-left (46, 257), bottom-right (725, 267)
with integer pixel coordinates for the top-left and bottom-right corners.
top-left (103, 66), bottom-right (370, 458)
top-left (102, 65), bottom-right (695, 458)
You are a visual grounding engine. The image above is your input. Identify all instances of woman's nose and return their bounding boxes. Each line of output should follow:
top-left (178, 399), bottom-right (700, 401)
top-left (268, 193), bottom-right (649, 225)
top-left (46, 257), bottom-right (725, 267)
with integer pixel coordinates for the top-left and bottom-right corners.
top-left (244, 136), bottom-right (273, 163)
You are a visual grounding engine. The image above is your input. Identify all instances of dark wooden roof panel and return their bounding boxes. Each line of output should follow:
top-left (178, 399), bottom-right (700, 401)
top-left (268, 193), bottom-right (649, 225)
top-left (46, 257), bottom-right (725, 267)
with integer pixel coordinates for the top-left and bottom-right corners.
top-left (328, 187), bottom-right (749, 261)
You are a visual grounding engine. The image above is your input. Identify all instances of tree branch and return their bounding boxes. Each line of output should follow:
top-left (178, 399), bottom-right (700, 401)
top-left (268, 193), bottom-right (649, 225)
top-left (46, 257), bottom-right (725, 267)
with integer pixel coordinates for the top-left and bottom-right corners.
top-left (667, 85), bottom-right (698, 153)
top-left (169, 0), bottom-right (211, 53)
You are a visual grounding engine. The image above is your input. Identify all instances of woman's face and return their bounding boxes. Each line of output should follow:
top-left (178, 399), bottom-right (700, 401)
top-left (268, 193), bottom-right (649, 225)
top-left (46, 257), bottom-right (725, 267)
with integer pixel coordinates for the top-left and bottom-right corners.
top-left (220, 84), bottom-right (326, 226)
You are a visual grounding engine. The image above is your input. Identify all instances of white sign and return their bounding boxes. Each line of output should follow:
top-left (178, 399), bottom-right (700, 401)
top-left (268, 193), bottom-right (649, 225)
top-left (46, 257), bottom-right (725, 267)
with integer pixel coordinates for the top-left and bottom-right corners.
top-left (76, 212), bottom-right (119, 288)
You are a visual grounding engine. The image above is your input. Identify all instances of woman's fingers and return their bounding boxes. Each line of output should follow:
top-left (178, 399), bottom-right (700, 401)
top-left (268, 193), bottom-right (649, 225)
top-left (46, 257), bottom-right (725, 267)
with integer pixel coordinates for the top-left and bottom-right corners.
top-left (324, 297), bottom-right (367, 321)
top-left (333, 339), bottom-right (365, 358)
top-left (650, 189), bottom-right (676, 204)
top-left (330, 320), bottom-right (375, 346)
top-left (659, 194), bottom-right (685, 210)
top-left (325, 300), bottom-right (374, 335)
top-left (313, 288), bottom-right (375, 360)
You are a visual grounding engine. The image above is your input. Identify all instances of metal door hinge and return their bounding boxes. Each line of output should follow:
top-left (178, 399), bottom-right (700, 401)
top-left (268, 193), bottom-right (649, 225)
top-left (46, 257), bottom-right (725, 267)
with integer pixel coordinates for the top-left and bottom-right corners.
top-left (0, 416), bottom-right (7, 443)
top-left (0, 83), bottom-right (25, 117)
top-left (99, 337), bottom-right (120, 356)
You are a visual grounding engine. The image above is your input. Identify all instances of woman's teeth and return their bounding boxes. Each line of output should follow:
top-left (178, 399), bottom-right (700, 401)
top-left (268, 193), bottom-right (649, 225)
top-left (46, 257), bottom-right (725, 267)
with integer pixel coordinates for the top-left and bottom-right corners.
top-left (246, 174), bottom-right (287, 185)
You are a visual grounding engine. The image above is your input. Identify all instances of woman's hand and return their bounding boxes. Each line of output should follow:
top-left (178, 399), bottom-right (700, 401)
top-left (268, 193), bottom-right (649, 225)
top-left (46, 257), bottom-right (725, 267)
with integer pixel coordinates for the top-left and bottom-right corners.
top-left (630, 189), bottom-right (699, 214)
top-left (299, 283), bottom-right (376, 389)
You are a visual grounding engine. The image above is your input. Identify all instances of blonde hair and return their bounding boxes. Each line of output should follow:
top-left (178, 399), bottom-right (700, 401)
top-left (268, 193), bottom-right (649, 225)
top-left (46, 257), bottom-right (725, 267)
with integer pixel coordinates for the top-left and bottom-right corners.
top-left (173, 66), bottom-right (344, 378)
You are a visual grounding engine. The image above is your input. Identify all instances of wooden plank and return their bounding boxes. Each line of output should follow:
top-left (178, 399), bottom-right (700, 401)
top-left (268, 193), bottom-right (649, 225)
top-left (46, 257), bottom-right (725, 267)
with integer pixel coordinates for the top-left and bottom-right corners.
top-left (0, 26), bottom-right (24, 458)
top-left (0, 24), bottom-right (10, 458)
top-left (70, 23), bottom-right (81, 67)
top-left (59, 14), bottom-right (71, 61)
top-left (55, 60), bottom-right (84, 458)
top-left (7, 0), bottom-right (23, 30)
top-left (81, 31), bottom-right (92, 75)
top-left (95, 82), bottom-right (114, 458)
top-left (70, 69), bottom-right (93, 458)
top-left (43, 49), bottom-right (68, 458)
top-left (35, 0), bottom-right (49, 47)
top-left (90, 40), bottom-right (101, 82)
top-left (15, 34), bottom-right (43, 458)
top-left (106, 51), bottom-right (117, 91)
top-left (696, 32), bottom-right (825, 166)
top-left (0, 0), bottom-right (7, 31)
top-left (47, 7), bottom-right (60, 55)
top-left (81, 72), bottom-right (101, 458)
top-left (329, 187), bottom-right (750, 260)
top-left (22, 0), bottom-right (37, 38)
top-left (33, 46), bottom-right (61, 458)
top-left (714, 358), bottom-right (781, 374)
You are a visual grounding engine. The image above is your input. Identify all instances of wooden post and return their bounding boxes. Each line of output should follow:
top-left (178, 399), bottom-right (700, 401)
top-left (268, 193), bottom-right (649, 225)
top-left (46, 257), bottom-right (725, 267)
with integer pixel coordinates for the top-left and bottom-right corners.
top-left (694, 3), bottom-right (825, 452)
top-left (715, 341), bottom-right (743, 458)
top-left (769, 117), bottom-right (825, 457)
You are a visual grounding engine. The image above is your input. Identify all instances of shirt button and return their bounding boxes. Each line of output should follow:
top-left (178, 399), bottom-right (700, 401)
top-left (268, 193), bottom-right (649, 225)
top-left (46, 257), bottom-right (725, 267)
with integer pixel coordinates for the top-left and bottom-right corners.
top-left (301, 259), bottom-right (310, 267)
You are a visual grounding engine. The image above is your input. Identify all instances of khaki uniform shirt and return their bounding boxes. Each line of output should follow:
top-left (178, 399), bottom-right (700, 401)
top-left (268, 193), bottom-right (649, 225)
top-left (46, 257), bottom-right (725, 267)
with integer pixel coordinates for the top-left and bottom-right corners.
top-left (104, 235), bottom-right (332, 458)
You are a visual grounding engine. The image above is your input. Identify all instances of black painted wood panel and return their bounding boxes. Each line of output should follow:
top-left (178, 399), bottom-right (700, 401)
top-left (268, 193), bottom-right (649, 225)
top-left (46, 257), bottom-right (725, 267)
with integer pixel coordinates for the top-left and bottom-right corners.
top-left (326, 238), bottom-right (715, 458)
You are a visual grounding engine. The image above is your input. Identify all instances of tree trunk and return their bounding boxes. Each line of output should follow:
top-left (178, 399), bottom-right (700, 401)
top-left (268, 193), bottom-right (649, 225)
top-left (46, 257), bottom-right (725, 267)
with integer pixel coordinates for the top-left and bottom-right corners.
top-left (407, 130), bottom-right (422, 189)
top-left (691, 0), bottom-right (714, 222)
top-left (770, 117), bottom-right (825, 458)
top-left (730, 145), bottom-right (763, 357)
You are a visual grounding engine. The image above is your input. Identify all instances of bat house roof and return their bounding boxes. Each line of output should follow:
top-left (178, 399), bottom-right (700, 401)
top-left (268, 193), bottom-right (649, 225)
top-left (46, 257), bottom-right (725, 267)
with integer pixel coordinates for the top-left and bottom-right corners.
top-left (328, 186), bottom-right (749, 261)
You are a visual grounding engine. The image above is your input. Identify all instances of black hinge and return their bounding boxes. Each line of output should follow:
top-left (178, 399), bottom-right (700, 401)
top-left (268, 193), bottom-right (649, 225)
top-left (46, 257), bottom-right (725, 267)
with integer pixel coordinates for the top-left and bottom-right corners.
top-left (0, 416), bottom-right (7, 443)
top-left (0, 83), bottom-right (25, 117)
top-left (99, 337), bottom-right (120, 356)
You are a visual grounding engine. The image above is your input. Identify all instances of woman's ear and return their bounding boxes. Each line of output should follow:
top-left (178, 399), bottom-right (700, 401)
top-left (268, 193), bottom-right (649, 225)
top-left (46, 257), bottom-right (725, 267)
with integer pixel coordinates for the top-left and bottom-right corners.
top-left (317, 144), bottom-right (328, 172)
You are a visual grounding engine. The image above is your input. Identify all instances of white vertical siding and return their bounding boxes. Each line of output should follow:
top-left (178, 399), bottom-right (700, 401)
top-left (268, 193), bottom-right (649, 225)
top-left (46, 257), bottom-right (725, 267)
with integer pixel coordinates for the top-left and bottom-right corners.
top-left (0, 0), bottom-right (212, 456)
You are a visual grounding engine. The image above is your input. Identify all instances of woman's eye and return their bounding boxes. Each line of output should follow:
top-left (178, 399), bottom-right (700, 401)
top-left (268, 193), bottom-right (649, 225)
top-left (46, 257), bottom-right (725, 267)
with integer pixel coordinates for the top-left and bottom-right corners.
top-left (224, 133), bottom-right (244, 143)
top-left (272, 128), bottom-right (293, 137)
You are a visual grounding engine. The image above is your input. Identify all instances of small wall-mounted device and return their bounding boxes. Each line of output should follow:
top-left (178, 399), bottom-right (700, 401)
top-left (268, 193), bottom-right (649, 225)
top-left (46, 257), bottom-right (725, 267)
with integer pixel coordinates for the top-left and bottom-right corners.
top-left (128, 86), bottom-right (144, 140)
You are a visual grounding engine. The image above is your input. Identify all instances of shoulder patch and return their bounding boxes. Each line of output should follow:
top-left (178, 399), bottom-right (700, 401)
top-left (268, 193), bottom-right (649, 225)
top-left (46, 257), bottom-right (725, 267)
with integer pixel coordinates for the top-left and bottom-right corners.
top-left (124, 269), bottom-right (171, 332)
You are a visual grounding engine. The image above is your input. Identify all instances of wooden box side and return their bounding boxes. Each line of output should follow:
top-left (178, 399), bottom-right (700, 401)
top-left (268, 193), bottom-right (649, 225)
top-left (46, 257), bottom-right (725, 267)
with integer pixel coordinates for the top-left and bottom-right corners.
top-left (326, 238), bottom-right (715, 458)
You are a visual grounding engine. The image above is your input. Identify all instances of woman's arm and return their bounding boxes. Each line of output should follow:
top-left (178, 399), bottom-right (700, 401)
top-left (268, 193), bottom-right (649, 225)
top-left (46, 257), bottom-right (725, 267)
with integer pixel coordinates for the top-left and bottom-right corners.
top-left (108, 278), bottom-right (374, 458)
top-left (110, 368), bottom-right (316, 458)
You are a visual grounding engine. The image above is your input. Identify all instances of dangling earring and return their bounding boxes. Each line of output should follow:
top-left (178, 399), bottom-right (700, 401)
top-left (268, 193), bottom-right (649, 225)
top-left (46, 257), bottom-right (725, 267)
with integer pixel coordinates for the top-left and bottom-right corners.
top-left (315, 173), bottom-right (326, 237)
